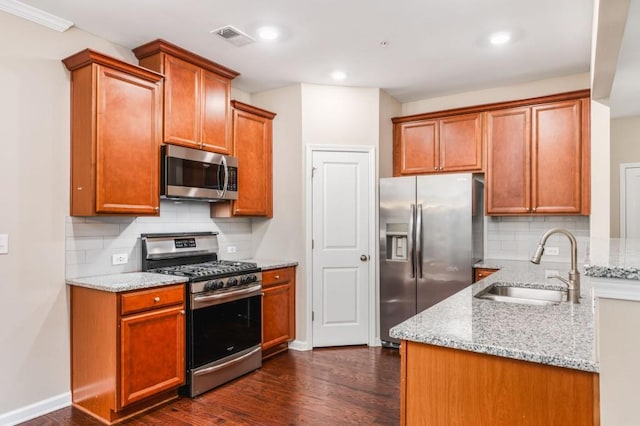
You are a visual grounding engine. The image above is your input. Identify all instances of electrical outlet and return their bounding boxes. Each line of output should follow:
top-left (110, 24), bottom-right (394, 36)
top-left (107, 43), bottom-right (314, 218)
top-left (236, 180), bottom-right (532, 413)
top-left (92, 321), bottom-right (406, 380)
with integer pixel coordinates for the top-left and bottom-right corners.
top-left (112, 253), bottom-right (128, 265)
top-left (545, 246), bottom-right (559, 256)
top-left (227, 246), bottom-right (237, 253)
top-left (0, 234), bottom-right (8, 255)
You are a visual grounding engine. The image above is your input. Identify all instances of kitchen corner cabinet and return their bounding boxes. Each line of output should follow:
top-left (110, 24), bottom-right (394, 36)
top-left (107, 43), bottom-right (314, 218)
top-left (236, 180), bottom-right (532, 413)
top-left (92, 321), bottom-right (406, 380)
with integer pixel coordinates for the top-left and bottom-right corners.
top-left (211, 101), bottom-right (276, 218)
top-left (486, 92), bottom-right (590, 215)
top-left (392, 112), bottom-right (482, 176)
top-left (262, 267), bottom-right (296, 359)
top-left (62, 49), bottom-right (163, 216)
top-left (133, 39), bottom-right (240, 154)
top-left (71, 284), bottom-right (185, 424)
top-left (400, 341), bottom-right (599, 426)
top-left (473, 267), bottom-right (498, 282)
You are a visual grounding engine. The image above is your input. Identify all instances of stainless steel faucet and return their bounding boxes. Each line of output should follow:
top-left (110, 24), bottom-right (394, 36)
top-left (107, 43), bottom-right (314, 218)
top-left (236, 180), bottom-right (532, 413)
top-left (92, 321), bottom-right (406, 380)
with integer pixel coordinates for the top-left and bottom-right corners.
top-left (530, 228), bottom-right (580, 303)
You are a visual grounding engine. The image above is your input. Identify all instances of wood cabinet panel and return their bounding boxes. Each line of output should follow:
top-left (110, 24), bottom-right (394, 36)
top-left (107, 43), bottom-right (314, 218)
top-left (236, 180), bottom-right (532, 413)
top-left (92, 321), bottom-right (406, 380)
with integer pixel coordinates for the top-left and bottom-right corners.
top-left (439, 113), bottom-right (483, 171)
top-left (401, 341), bottom-right (599, 426)
top-left (63, 49), bottom-right (163, 216)
top-left (486, 107), bottom-right (531, 214)
top-left (393, 113), bottom-right (482, 175)
top-left (474, 267), bottom-right (499, 282)
top-left (262, 266), bottom-right (296, 359)
top-left (211, 101), bottom-right (276, 218)
top-left (71, 283), bottom-right (185, 424)
top-left (120, 305), bottom-right (185, 408)
top-left (121, 284), bottom-right (185, 315)
top-left (532, 100), bottom-right (582, 214)
top-left (394, 120), bottom-right (438, 175)
top-left (134, 39), bottom-right (239, 154)
top-left (162, 55), bottom-right (200, 147)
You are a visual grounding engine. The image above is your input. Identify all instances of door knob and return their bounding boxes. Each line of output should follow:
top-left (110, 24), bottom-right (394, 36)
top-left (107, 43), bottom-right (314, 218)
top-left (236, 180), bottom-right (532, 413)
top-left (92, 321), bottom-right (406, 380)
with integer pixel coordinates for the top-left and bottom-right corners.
top-left (360, 255), bottom-right (369, 262)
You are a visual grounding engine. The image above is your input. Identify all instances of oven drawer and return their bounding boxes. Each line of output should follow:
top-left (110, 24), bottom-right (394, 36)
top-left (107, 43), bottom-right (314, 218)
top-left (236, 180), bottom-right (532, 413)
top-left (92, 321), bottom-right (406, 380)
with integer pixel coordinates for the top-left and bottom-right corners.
top-left (121, 284), bottom-right (184, 315)
top-left (263, 267), bottom-right (293, 286)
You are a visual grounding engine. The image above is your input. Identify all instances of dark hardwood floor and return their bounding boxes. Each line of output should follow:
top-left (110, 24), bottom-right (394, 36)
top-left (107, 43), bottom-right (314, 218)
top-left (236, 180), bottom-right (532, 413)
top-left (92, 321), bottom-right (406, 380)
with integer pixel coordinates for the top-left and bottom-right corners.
top-left (22, 346), bottom-right (400, 425)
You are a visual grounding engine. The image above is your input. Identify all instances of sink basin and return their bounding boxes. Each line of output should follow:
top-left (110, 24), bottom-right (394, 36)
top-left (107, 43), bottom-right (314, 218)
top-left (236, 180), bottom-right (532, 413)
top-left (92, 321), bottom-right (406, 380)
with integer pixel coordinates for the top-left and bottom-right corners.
top-left (474, 283), bottom-right (566, 306)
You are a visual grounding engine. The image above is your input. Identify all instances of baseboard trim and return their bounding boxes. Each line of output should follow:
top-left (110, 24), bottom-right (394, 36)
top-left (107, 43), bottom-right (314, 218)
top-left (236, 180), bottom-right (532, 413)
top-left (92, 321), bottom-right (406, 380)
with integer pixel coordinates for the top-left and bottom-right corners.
top-left (0, 392), bottom-right (71, 425)
top-left (288, 339), bottom-right (311, 351)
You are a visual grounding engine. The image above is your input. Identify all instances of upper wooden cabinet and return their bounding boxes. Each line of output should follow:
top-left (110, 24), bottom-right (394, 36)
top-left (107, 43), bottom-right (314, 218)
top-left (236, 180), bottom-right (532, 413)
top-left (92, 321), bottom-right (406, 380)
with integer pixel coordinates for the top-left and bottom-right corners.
top-left (133, 39), bottom-right (239, 154)
top-left (63, 49), bottom-right (163, 216)
top-left (486, 92), bottom-right (590, 215)
top-left (393, 112), bottom-right (482, 175)
top-left (211, 101), bottom-right (276, 218)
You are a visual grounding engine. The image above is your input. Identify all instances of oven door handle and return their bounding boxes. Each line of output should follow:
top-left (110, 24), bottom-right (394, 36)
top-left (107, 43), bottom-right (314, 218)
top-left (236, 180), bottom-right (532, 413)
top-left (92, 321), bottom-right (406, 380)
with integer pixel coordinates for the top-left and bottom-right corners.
top-left (193, 346), bottom-right (261, 377)
top-left (192, 284), bottom-right (262, 309)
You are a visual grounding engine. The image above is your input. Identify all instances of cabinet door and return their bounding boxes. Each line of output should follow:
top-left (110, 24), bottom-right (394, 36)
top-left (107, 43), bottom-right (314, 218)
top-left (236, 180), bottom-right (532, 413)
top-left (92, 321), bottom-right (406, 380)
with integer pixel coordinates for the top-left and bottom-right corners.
top-left (163, 55), bottom-right (201, 147)
top-left (439, 113), bottom-right (482, 172)
top-left (232, 108), bottom-right (273, 216)
top-left (486, 107), bottom-right (531, 215)
top-left (96, 65), bottom-right (161, 215)
top-left (394, 120), bottom-right (438, 175)
top-left (120, 305), bottom-right (185, 408)
top-left (201, 70), bottom-right (232, 154)
top-left (531, 100), bottom-right (582, 214)
top-left (262, 283), bottom-right (293, 351)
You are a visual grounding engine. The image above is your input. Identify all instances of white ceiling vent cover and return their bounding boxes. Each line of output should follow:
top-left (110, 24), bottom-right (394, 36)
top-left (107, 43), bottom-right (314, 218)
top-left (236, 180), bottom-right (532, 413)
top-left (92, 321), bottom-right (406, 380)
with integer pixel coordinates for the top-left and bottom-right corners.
top-left (210, 25), bottom-right (255, 47)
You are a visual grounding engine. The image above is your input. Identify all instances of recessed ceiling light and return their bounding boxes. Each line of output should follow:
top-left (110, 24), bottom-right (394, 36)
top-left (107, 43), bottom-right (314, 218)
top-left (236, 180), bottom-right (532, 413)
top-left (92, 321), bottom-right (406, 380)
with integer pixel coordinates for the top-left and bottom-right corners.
top-left (489, 31), bottom-right (511, 45)
top-left (257, 26), bottom-right (280, 41)
top-left (330, 71), bottom-right (347, 81)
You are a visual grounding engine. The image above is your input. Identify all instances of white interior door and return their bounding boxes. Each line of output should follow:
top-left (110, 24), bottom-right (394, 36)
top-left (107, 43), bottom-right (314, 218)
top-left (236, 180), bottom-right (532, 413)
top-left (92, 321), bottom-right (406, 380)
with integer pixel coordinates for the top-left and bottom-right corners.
top-left (312, 150), bottom-right (370, 347)
top-left (620, 163), bottom-right (640, 238)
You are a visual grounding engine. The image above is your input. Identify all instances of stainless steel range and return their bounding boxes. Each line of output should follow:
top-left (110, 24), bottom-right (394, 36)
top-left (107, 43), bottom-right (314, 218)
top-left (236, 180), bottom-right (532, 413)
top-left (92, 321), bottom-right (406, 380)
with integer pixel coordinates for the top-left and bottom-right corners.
top-left (141, 231), bottom-right (262, 397)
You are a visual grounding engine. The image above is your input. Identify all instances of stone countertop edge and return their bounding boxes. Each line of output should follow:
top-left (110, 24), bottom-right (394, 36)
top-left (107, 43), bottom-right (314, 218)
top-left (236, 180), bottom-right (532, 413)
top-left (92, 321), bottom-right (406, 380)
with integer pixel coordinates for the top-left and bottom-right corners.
top-left (66, 272), bottom-right (189, 292)
top-left (583, 238), bottom-right (640, 280)
top-left (243, 259), bottom-right (299, 271)
top-left (390, 259), bottom-right (598, 373)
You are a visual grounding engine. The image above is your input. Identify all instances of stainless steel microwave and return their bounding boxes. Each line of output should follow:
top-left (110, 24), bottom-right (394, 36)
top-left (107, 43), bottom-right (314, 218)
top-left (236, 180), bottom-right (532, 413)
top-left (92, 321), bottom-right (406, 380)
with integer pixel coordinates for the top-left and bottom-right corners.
top-left (161, 145), bottom-right (238, 201)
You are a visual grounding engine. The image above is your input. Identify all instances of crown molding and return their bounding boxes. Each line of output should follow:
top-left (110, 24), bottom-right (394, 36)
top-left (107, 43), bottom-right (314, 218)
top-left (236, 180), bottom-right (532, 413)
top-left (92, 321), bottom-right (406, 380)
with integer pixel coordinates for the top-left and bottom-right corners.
top-left (0, 0), bottom-right (73, 32)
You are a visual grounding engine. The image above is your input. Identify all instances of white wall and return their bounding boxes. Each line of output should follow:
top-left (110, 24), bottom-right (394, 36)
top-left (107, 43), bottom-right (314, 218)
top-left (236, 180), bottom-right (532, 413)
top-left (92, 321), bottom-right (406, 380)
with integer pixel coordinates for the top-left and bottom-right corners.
top-left (610, 115), bottom-right (640, 237)
top-left (0, 11), bottom-right (140, 421)
top-left (590, 100), bottom-right (611, 239)
top-left (598, 298), bottom-right (640, 426)
top-left (402, 73), bottom-right (590, 116)
top-left (379, 89), bottom-right (401, 178)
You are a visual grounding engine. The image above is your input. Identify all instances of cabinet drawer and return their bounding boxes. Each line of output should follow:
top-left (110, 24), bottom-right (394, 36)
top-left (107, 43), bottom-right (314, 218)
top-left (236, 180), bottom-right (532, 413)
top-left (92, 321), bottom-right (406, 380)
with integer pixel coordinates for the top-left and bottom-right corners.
top-left (474, 268), bottom-right (499, 282)
top-left (121, 284), bottom-right (184, 315)
top-left (262, 267), bottom-right (293, 286)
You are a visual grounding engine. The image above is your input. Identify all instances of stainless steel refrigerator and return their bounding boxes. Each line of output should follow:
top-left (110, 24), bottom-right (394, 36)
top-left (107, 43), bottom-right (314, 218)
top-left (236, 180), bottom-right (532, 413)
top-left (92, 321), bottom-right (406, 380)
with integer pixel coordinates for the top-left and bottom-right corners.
top-left (379, 173), bottom-right (484, 346)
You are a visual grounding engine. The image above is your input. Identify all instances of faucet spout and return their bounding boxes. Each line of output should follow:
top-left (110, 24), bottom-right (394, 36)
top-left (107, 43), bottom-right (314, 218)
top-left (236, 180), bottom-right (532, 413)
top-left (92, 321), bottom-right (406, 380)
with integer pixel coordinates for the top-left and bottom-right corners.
top-left (529, 228), bottom-right (581, 303)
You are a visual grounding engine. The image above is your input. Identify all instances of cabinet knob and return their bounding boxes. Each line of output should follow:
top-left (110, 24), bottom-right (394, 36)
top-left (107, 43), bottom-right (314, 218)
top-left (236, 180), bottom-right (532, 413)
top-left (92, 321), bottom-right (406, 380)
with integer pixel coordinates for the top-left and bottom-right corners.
top-left (478, 273), bottom-right (485, 277)
top-left (180, 310), bottom-right (185, 315)
top-left (274, 275), bottom-right (280, 279)
top-left (154, 296), bottom-right (160, 302)
top-left (155, 207), bottom-right (159, 212)
top-left (433, 167), bottom-right (438, 170)
top-left (532, 207), bottom-right (537, 212)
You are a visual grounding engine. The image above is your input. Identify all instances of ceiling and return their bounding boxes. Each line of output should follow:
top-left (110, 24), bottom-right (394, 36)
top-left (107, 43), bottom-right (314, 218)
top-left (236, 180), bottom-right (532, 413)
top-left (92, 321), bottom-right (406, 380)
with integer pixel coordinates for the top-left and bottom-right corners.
top-left (18, 0), bottom-right (594, 103)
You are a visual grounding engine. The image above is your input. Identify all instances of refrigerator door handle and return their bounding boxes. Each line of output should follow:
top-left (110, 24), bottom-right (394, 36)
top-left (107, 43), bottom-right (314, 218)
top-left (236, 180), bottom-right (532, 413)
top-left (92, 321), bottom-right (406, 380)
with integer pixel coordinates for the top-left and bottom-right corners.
top-left (409, 203), bottom-right (416, 278)
top-left (416, 203), bottom-right (423, 278)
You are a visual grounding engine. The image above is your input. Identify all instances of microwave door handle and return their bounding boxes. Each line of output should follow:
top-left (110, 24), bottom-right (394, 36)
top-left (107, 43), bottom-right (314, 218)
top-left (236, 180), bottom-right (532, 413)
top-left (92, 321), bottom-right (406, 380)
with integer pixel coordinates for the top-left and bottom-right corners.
top-left (220, 155), bottom-right (229, 198)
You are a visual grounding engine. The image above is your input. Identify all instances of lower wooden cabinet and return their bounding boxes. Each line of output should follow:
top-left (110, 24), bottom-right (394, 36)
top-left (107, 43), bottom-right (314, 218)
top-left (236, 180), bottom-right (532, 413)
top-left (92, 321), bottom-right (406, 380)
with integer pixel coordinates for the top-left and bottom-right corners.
top-left (400, 341), bottom-right (599, 426)
top-left (262, 267), bottom-right (296, 359)
top-left (474, 267), bottom-right (499, 282)
top-left (71, 284), bottom-right (185, 424)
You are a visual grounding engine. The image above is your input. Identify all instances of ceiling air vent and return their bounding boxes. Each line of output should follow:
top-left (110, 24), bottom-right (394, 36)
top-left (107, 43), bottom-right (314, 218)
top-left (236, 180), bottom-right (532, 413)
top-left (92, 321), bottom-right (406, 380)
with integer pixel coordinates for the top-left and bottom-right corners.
top-left (210, 25), bottom-right (255, 47)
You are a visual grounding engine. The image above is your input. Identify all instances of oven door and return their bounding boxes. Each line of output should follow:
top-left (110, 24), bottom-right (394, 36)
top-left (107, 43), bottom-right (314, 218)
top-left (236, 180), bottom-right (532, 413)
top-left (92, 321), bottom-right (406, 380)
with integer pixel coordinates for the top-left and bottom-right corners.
top-left (189, 285), bottom-right (262, 369)
top-left (162, 144), bottom-right (238, 201)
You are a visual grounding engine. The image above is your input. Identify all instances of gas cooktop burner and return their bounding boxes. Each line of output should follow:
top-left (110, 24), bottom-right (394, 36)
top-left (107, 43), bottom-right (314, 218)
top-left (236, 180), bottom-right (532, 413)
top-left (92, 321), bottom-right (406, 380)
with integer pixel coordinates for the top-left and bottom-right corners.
top-left (149, 260), bottom-right (259, 278)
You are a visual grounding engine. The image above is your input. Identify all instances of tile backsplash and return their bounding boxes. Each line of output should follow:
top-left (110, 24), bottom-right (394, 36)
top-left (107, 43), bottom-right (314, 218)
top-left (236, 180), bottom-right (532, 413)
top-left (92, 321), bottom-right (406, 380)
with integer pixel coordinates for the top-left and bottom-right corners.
top-left (485, 216), bottom-right (590, 262)
top-left (65, 200), bottom-right (252, 278)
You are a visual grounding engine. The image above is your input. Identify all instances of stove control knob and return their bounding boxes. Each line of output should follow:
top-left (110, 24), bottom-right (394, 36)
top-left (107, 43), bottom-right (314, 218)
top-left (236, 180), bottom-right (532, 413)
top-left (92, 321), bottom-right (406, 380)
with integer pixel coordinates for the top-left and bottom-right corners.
top-left (215, 280), bottom-right (224, 289)
top-left (204, 281), bottom-right (215, 291)
top-left (250, 274), bottom-right (258, 283)
top-left (227, 278), bottom-right (238, 287)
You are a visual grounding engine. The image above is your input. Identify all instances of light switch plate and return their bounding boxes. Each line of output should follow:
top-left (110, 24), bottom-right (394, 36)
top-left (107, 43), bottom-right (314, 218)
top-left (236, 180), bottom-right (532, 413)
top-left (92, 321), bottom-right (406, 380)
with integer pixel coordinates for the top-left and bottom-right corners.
top-left (0, 234), bottom-right (8, 254)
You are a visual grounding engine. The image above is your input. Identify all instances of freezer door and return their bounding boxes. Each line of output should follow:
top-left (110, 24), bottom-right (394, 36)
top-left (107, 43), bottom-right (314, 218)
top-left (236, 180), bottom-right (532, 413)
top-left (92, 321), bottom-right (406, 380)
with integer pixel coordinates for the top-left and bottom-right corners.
top-left (416, 173), bottom-right (473, 312)
top-left (379, 176), bottom-right (416, 345)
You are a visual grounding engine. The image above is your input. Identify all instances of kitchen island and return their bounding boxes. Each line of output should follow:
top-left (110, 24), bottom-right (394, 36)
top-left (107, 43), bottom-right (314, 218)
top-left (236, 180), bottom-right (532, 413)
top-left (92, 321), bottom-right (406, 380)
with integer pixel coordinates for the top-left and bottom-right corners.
top-left (390, 260), bottom-right (599, 426)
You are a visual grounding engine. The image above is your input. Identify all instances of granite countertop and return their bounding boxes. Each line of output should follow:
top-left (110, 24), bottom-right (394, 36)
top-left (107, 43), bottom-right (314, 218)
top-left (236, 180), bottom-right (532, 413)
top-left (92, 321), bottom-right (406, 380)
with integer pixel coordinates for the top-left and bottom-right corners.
top-left (584, 238), bottom-right (640, 280)
top-left (66, 272), bottom-right (189, 292)
top-left (390, 259), bottom-right (597, 372)
top-left (243, 259), bottom-right (298, 271)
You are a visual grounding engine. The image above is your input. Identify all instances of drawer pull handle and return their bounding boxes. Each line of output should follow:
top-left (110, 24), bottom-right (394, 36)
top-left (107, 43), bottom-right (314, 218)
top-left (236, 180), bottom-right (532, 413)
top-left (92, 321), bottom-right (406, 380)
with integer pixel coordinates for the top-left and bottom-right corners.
top-left (180, 310), bottom-right (185, 315)
top-left (274, 275), bottom-right (280, 279)
top-left (154, 297), bottom-right (160, 302)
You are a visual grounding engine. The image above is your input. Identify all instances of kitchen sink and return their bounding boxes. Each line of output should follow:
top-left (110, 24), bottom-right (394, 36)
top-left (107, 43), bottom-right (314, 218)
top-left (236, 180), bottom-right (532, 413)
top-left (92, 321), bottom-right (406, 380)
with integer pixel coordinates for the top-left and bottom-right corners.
top-left (474, 283), bottom-right (566, 306)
